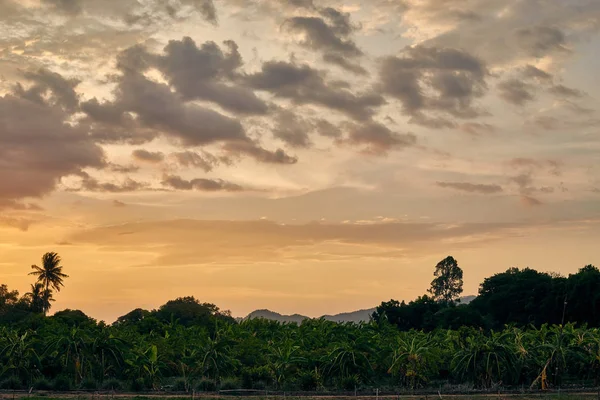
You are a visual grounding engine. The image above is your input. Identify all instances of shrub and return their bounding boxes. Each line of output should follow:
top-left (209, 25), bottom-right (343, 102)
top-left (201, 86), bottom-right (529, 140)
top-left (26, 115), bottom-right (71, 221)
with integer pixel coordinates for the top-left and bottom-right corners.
top-left (219, 377), bottom-right (240, 390)
top-left (52, 376), bottom-right (72, 391)
top-left (172, 378), bottom-right (188, 392)
top-left (0, 376), bottom-right (24, 390)
top-left (299, 370), bottom-right (318, 391)
top-left (80, 378), bottom-right (98, 390)
top-left (33, 377), bottom-right (53, 390)
top-left (196, 377), bottom-right (217, 392)
top-left (101, 378), bottom-right (122, 391)
top-left (129, 378), bottom-right (147, 392)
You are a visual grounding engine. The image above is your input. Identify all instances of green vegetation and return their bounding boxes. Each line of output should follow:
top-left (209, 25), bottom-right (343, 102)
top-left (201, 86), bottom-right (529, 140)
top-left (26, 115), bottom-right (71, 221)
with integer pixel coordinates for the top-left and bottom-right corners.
top-left (2, 253), bottom-right (600, 393)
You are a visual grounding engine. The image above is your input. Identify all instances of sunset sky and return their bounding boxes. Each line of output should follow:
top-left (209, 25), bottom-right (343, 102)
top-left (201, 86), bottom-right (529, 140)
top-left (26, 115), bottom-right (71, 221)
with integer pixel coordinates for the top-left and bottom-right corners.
top-left (1, 0), bottom-right (599, 323)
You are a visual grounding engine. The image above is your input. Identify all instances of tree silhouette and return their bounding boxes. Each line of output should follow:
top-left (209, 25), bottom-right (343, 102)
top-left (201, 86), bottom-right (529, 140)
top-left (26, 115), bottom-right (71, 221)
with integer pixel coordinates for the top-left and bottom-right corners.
top-left (29, 252), bottom-right (68, 315)
top-left (428, 256), bottom-right (463, 304)
top-left (25, 283), bottom-right (53, 314)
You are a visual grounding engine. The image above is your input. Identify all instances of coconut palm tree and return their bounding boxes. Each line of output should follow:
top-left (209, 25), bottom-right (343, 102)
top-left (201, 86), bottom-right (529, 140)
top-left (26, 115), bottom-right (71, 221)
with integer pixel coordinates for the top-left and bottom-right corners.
top-left (29, 252), bottom-right (68, 314)
top-left (25, 283), bottom-right (53, 314)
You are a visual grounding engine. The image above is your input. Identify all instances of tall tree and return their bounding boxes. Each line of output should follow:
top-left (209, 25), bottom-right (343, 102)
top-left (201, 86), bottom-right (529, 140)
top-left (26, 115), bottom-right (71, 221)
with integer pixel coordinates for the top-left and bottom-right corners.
top-left (428, 256), bottom-right (463, 304)
top-left (29, 252), bottom-right (68, 315)
top-left (25, 283), bottom-right (53, 314)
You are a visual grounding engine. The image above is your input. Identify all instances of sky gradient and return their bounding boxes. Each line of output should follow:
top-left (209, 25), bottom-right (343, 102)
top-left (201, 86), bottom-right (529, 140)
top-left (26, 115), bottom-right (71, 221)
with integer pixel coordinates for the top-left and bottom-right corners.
top-left (1, 0), bottom-right (599, 323)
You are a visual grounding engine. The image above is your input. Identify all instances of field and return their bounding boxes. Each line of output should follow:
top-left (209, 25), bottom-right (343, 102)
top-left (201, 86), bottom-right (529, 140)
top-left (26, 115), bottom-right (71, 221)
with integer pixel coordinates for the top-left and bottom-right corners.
top-left (2, 394), bottom-right (600, 400)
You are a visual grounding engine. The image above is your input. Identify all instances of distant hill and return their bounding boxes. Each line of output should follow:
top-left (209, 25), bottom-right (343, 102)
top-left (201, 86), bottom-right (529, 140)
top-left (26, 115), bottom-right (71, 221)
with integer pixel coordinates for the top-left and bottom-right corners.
top-left (242, 296), bottom-right (476, 324)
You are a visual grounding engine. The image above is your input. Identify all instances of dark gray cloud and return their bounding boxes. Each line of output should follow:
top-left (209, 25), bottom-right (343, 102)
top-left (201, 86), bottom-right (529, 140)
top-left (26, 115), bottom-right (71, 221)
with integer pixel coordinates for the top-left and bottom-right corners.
top-left (74, 175), bottom-right (148, 193)
top-left (155, 37), bottom-right (268, 114)
top-left (171, 151), bottom-right (220, 172)
top-left (379, 45), bottom-right (488, 126)
top-left (180, 0), bottom-right (217, 24)
top-left (108, 163), bottom-right (140, 173)
top-left (459, 122), bottom-right (495, 136)
top-left (549, 84), bottom-right (584, 98)
top-left (41, 0), bottom-right (82, 15)
top-left (86, 71), bottom-right (247, 147)
top-left (516, 26), bottom-right (568, 58)
top-left (0, 89), bottom-right (105, 203)
top-left (521, 195), bottom-right (543, 207)
top-left (498, 79), bottom-right (535, 105)
top-left (223, 141), bottom-right (298, 165)
top-left (521, 65), bottom-right (553, 83)
top-left (132, 149), bottom-right (165, 163)
top-left (14, 68), bottom-right (81, 112)
top-left (322, 53), bottom-right (367, 75)
top-left (272, 110), bottom-right (313, 148)
top-left (161, 174), bottom-right (245, 192)
top-left (282, 6), bottom-right (365, 74)
top-left (437, 181), bottom-right (503, 194)
top-left (314, 119), bottom-right (342, 138)
top-left (247, 60), bottom-right (385, 120)
top-left (342, 121), bottom-right (417, 155)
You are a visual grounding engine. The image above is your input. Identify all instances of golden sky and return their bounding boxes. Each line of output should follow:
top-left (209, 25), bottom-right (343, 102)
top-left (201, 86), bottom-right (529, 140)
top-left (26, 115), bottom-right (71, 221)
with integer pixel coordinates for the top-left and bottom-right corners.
top-left (1, 0), bottom-right (599, 322)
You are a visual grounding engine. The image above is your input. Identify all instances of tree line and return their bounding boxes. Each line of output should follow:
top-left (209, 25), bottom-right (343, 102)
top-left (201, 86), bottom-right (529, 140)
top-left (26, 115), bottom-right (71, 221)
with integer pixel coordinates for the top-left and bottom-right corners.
top-left (1, 253), bottom-right (600, 392)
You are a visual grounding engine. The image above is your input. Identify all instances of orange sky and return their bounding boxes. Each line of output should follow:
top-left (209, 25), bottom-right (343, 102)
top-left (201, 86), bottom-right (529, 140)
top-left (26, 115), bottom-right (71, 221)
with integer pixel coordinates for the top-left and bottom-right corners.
top-left (1, 0), bottom-right (599, 322)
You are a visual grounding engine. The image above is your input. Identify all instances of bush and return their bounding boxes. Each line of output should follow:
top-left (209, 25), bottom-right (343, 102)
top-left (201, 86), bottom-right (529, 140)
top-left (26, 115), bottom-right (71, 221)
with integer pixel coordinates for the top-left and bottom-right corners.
top-left (219, 377), bottom-right (240, 390)
top-left (0, 376), bottom-right (24, 390)
top-left (102, 378), bottom-right (123, 391)
top-left (172, 378), bottom-right (188, 392)
top-left (299, 370), bottom-right (319, 391)
top-left (340, 374), bottom-right (360, 391)
top-left (53, 376), bottom-right (72, 391)
top-left (196, 377), bottom-right (217, 392)
top-left (129, 378), bottom-right (147, 392)
top-left (80, 377), bottom-right (98, 390)
top-left (33, 377), bottom-right (53, 390)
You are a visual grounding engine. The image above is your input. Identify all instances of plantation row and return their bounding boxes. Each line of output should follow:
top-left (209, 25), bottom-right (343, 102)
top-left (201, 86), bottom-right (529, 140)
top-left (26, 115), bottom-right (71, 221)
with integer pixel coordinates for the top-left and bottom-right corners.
top-left (3, 254), bottom-right (600, 393)
top-left (2, 314), bottom-right (600, 392)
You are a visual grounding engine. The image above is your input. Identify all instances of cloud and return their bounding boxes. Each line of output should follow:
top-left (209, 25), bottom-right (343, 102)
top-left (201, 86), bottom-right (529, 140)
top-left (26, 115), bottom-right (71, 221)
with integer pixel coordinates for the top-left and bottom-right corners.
top-left (14, 68), bottom-right (81, 112)
top-left (132, 149), bottom-right (165, 164)
top-left (223, 141), bottom-right (298, 165)
top-left (87, 71), bottom-right (247, 146)
top-left (459, 122), bottom-right (495, 136)
top-left (515, 26), bottom-right (568, 58)
top-left (67, 218), bottom-right (568, 265)
top-left (113, 200), bottom-right (127, 207)
top-left (498, 79), bottom-right (535, 105)
top-left (247, 60), bottom-right (385, 120)
top-left (437, 182), bottom-right (503, 194)
top-left (179, 0), bottom-right (217, 23)
top-left (171, 151), bottom-right (220, 172)
top-left (521, 65), bottom-right (553, 83)
top-left (342, 121), bottom-right (417, 155)
top-left (73, 175), bottom-right (149, 193)
top-left (378, 45), bottom-right (487, 126)
top-left (161, 174), bottom-right (245, 192)
top-left (0, 89), bottom-right (105, 203)
top-left (41, 0), bottom-right (82, 15)
top-left (282, 6), bottom-right (365, 74)
top-left (154, 37), bottom-right (268, 114)
top-left (521, 195), bottom-right (543, 207)
top-left (272, 110), bottom-right (313, 148)
top-left (548, 84), bottom-right (584, 98)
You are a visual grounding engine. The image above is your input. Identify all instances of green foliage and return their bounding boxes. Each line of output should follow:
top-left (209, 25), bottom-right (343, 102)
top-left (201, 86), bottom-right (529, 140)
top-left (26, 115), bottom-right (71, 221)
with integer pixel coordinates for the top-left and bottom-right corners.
top-left (32, 377), bottom-right (52, 390)
top-left (3, 260), bottom-right (600, 393)
top-left (0, 376), bottom-right (24, 390)
top-left (101, 378), bottom-right (123, 391)
top-left (219, 377), bottom-right (241, 390)
top-left (429, 256), bottom-right (464, 303)
top-left (52, 376), bottom-right (71, 391)
top-left (79, 377), bottom-right (98, 390)
top-left (196, 377), bottom-right (217, 392)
